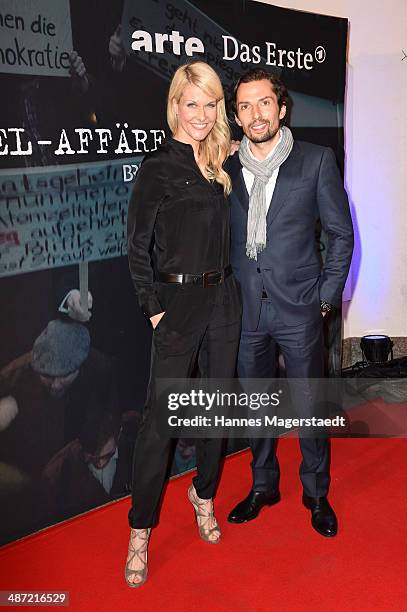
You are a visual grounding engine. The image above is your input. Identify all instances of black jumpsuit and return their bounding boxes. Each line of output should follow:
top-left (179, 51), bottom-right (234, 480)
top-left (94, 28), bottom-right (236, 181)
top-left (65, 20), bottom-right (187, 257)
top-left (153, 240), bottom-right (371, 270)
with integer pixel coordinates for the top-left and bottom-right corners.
top-left (127, 137), bottom-right (241, 528)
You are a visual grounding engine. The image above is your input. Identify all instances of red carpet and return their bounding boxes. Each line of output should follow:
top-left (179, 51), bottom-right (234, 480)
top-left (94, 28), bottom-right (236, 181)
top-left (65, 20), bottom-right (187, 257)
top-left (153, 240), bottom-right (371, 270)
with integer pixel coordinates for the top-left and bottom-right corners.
top-left (1, 439), bottom-right (406, 611)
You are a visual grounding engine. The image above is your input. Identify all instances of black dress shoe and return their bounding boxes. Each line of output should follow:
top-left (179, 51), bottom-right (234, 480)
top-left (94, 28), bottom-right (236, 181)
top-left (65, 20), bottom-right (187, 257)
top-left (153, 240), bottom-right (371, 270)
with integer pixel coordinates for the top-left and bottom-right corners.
top-left (228, 490), bottom-right (281, 524)
top-left (302, 494), bottom-right (338, 537)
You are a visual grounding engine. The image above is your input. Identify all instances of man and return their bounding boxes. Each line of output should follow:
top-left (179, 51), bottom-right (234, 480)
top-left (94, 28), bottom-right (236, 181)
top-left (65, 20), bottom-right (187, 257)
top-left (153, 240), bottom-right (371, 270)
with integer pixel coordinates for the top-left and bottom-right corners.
top-left (0, 319), bottom-right (118, 478)
top-left (227, 69), bottom-right (353, 536)
top-left (41, 412), bottom-right (129, 525)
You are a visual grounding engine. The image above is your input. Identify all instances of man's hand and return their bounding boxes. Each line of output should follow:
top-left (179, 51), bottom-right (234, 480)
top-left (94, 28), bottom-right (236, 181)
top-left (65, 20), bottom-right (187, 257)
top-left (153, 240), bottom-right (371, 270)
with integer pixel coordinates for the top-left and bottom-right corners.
top-left (69, 51), bottom-right (89, 93)
top-left (229, 139), bottom-right (241, 156)
top-left (150, 312), bottom-right (165, 329)
top-left (66, 290), bottom-right (93, 322)
top-left (320, 300), bottom-right (332, 318)
top-left (109, 25), bottom-right (126, 72)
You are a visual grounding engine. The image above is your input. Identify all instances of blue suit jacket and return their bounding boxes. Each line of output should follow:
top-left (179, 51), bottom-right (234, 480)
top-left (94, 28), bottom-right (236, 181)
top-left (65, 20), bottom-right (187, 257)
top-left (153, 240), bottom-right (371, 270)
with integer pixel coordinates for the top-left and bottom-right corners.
top-left (228, 141), bottom-right (354, 330)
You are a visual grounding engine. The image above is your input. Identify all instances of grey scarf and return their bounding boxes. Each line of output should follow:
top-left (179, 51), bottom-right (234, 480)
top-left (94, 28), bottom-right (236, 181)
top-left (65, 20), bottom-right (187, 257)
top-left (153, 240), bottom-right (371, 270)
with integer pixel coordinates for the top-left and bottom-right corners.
top-left (239, 126), bottom-right (294, 260)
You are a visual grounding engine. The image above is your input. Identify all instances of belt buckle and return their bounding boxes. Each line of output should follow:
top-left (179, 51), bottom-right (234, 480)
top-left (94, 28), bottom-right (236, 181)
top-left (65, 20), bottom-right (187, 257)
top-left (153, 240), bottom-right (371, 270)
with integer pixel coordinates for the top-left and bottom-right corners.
top-left (202, 270), bottom-right (221, 288)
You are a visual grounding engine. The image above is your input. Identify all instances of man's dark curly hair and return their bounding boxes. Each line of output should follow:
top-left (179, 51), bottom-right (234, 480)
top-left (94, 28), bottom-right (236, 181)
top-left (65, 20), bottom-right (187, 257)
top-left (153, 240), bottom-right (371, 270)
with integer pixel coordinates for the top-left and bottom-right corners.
top-left (232, 69), bottom-right (288, 115)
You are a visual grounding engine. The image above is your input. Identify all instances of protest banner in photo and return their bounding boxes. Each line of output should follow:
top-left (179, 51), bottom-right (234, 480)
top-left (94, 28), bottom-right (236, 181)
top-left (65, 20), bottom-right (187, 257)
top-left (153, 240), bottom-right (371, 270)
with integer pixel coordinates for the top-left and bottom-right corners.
top-left (0, 0), bottom-right (72, 77)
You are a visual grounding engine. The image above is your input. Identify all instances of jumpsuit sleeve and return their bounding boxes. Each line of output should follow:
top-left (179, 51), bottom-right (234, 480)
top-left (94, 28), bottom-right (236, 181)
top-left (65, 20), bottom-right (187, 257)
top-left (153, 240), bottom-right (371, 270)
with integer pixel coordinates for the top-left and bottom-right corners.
top-left (127, 156), bottom-right (166, 318)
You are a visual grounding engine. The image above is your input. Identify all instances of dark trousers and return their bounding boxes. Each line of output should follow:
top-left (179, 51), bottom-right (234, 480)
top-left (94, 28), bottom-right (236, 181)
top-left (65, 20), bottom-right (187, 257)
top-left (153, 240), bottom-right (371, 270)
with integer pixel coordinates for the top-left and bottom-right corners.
top-left (129, 276), bottom-right (241, 528)
top-left (238, 298), bottom-right (330, 498)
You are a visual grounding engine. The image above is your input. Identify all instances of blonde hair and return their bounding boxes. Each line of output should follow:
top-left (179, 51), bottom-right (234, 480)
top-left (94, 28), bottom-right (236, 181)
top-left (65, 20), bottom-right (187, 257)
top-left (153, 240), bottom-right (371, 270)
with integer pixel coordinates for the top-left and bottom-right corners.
top-left (167, 62), bottom-right (232, 195)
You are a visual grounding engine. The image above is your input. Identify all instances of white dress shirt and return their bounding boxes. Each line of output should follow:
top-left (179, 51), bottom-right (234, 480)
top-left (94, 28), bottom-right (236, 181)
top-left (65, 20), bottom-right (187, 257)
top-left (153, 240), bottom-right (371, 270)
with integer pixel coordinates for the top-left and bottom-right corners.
top-left (241, 132), bottom-right (282, 213)
top-left (88, 447), bottom-right (118, 494)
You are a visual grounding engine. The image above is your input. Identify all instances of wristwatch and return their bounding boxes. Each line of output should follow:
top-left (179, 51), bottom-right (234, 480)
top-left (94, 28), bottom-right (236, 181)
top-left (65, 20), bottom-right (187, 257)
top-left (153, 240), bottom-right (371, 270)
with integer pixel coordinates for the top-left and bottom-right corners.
top-left (320, 300), bottom-right (333, 314)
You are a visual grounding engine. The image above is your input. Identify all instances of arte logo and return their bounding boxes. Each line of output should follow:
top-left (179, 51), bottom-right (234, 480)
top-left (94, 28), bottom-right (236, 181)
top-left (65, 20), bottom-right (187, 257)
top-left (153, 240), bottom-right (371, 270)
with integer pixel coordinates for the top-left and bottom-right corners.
top-left (131, 29), bottom-right (204, 56)
top-left (131, 29), bottom-right (327, 71)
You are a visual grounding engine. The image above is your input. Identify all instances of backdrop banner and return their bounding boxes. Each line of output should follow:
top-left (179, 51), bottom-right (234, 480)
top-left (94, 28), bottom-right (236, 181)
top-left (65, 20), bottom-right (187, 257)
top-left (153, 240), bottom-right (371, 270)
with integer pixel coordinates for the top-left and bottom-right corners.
top-left (0, 0), bottom-right (348, 545)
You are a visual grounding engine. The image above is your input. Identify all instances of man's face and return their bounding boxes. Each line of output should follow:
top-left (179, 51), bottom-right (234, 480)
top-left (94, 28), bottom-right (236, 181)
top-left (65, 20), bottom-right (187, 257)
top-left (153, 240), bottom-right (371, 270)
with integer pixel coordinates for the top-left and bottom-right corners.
top-left (235, 79), bottom-right (286, 143)
top-left (84, 436), bottom-right (117, 469)
top-left (39, 369), bottom-right (79, 398)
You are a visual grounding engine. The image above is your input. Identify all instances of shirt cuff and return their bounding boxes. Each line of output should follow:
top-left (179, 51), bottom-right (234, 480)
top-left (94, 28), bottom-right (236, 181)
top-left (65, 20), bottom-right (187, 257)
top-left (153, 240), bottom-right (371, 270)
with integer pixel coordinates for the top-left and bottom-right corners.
top-left (140, 294), bottom-right (164, 319)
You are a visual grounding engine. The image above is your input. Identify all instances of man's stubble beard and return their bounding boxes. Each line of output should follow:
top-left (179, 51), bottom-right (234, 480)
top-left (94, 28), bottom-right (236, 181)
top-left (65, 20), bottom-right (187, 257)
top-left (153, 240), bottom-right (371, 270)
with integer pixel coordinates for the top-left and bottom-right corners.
top-left (247, 123), bottom-right (279, 144)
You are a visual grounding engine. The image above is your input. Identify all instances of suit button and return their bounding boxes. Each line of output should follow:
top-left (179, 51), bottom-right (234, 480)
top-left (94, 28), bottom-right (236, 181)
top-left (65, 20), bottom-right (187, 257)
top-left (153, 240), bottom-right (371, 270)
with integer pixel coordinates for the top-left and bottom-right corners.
top-left (256, 267), bottom-right (261, 273)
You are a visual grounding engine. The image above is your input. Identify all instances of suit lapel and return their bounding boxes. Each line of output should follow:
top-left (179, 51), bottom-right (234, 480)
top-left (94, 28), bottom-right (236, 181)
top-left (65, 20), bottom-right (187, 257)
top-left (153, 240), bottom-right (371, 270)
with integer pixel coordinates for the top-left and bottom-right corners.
top-left (267, 142), bottom-right (303, 227)
top-left (229, 156), bottom-right (249, 213)
top-left (233, 168), bottom-right (249, 212)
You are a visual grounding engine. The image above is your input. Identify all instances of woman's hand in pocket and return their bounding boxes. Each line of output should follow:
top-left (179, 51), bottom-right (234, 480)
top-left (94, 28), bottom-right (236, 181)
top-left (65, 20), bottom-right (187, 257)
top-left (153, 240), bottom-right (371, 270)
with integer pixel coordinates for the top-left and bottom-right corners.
top-left (150, 312), bottom-right (165, 329)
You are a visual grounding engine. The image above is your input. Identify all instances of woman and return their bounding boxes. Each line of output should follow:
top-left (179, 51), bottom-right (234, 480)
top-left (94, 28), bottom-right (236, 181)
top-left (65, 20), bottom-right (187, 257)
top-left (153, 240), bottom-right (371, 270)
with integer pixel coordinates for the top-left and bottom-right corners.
top-left (126, 61), bottom-right (241, 587)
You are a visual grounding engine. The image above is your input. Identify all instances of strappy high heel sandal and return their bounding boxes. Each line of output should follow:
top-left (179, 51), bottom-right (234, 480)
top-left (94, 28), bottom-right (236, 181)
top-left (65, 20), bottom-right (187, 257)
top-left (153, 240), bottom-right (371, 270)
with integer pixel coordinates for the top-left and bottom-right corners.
top-left (187, 485), bottom-right (221, 544)
top-left (125, 527), bottom-right (151, 587)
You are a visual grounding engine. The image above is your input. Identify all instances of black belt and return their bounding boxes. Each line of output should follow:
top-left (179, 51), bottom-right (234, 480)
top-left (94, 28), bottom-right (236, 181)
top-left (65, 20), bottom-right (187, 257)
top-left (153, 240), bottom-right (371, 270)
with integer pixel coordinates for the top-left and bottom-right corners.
top-left (158, 264), bottom-right (232, 288)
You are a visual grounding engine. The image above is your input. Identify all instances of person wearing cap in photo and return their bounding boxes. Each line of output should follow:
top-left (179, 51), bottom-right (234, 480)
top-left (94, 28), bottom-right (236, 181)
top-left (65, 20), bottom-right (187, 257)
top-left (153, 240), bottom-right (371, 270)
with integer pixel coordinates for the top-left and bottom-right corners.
top-left (0, 319), bottom-right (118, 479)
top-left (30, 319), bottom-right (91, 398)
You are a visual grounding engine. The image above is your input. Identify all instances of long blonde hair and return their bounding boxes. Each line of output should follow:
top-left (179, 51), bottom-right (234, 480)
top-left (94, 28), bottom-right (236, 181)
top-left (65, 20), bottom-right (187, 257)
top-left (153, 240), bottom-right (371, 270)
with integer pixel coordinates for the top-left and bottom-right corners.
top-left (167, 62), bottom-right (232, 195)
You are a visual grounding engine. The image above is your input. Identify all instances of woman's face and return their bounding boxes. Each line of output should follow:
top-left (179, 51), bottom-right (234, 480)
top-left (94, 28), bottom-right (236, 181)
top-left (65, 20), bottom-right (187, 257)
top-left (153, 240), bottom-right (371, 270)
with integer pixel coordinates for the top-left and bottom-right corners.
top-left (173, 83), bottom-right (218, 145)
